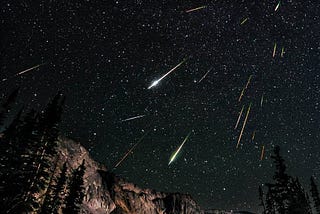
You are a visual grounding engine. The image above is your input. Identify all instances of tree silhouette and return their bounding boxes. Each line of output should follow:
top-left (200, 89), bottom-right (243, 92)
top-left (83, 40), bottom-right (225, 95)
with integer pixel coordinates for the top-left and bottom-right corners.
top-left (52, 162), bottom-right (68, 213)
top-left (0, 88), bottom-right (19, 129)
top-left (63, 160), bottom-right (86, 214)
top-left (0, 91), bottom-right (66, 213)
top-left (40, 162), bottom-right (68, 214)
top-left (262, 146), bottom-right (312, 214)
top-left (265, 186), bottom-right (275, 214)
top-left (0, 108), bottom-right (29, 212)
top-left (23, 92), bottom-right (65, 212)
top-left (259, 186), bottom-right (266, 213)
top-left (311, 176), bottom-right (320, 214)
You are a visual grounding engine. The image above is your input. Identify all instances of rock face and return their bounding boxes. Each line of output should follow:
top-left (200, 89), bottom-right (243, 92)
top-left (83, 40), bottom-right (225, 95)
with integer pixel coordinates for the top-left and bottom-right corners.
top-left (57, 137), bottom-right (204, 214)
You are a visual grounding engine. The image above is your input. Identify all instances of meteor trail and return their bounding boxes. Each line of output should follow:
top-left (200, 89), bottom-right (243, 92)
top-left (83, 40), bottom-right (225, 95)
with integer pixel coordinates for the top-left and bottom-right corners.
top-left (148, 59), bottom-right (187, 89)
top-left (240, 17), bottom-right (248, 25)
top-left (236, 103), bottom-right (252, 148)
top-left (168, 131), bottom-right (192, 165)
top-left (113, 131), bottom-right (149, 168)
top-left (15, 63), bottom-right (45, 76)
top-left (2, 63), bottom-right (46, 82)
top-left (185, 6), bottom-right (206, 13)
top-left (252, 130), bottom-right (256, 141)
top-left (121, 115), bottom-right (145, 122)
top-left (198, 67), bottom-right (212, 83)
top-left (238, 75), bottom-right (252, 102)
top-left (260, 95), bottom-right (264, 107)
top-left (274, 1), bottom-right (281, 11)
top-left (234, 105), bottom-right (245, 130)
top-left (260, 145), bottom-right (265, 160)
top-left (281, 47), bottom-right (285, 57)
top-left (273, 42), bottom-right (277, 58)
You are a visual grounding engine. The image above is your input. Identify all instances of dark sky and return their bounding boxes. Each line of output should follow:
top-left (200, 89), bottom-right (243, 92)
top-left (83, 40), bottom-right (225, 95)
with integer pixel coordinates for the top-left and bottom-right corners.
top-left (1, 0), bottom-right (320, 212)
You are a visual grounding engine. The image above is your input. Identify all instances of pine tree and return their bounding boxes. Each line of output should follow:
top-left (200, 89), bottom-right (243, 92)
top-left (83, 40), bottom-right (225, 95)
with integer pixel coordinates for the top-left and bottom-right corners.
top-left (40, 162), bottom-right (68, 214)
top-left (311, 176), bottom-right (320, 214)
top-left (269, 146), bottom-right (289, 213)
top-left (0, 88), bottom-right (19, 129)
top-left (2, 108), bottom-right (24, 140)
top-left (23, 92), bottom-right (65, 212)
top-left (0, 108), bottom-right (26, 212)
top-left (52, 162), bottom-right (68, 213)
top-left (63, 160), bottom-right (86, 214)
top-left (264, 146), bottom-right (312, 214)
top-left (39, 158), bottom-right (60, 214)
top-left (259, 185), bottom-right (266, 213)
top-left (286, 178), bottom-right (312, 214)
top-left (3, 110), bottom-right (46, 213)
top-left (0, 92), bottom-right (66, 213)
top-left (265, 186), bottom-right (275, 214)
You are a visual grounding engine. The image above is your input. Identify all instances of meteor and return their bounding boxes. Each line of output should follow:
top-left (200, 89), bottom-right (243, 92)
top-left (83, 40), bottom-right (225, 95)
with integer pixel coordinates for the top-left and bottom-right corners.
top-left (238, 75), bottom-right (252, 102)
top-left (113, 131), bottom-right (149, 168)
top-left (121, 115), bottom-right (145, 122)
top-left (168, 131), bottom-right (192, 165)
top-left (274, 1), bottom-right (281, 11)
top-left (240, 17), bottom-right (248, 25)
top-left (236, 103), bottom-right (252, 148)
top-left (252, 130), bottom-right (256, 141)
top-left (281, 47), bottom-right (285, 57)
top-left (15, 63), bottom-right (45, 76)
top-left (238, 88), bottom-right (246, 102)
top-left (260, 95), bottom-right (264, 107)
top-left (198, 67), bottom-right (212, 83)
top-left (2, 63), bottom-right (46, 82)
top-left (148, 59), bottom-right (187, 89)
top-left (234, 105), bottom-right (245, 130)
top-left (273, 42), bottom-right (277, 58)
top-left (185, 6), bottom-right (206, 13)
top-left (260, 145), bottom-right (265, 160)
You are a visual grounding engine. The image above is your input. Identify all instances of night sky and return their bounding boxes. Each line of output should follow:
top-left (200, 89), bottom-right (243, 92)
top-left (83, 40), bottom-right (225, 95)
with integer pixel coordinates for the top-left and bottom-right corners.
top-left (1, 0), bottom-right (320, 212)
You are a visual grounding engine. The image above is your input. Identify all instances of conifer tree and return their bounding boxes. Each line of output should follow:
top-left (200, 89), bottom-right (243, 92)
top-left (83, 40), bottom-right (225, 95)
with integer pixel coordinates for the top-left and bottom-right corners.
top-left (0, 108), bottom-right (26, 212)
top-left (63, 160), bottom-right (86, 214)
top-left (40, 162), bottom-right (68, 214)
top-left (52, 162), bottom-right (68, 213)
top-left (23, 92), bottom-right (65, 212)
top-left (263, 146), bottom-right (312, 214)
top-left (269, 146), bottom-right (288, 213)
top-left (311, 176), bottom-right (320, 214)
top-left (4, 110), bottom-right (44, 213)
top-left (0, 91), bottom-right (66, 213)
top-left (286, 178), bottom-right (312, 214)
top-left (259, 186), bottom-right (266, 213)
top-left (0, 88), bottom-right (19, 129)
top-left (265, 187), bottom-right (275, 214)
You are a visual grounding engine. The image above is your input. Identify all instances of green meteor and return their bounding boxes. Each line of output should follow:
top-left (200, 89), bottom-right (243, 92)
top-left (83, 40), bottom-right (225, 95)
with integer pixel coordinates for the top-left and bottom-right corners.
top-left (168, 131), bottom-right (192, 165)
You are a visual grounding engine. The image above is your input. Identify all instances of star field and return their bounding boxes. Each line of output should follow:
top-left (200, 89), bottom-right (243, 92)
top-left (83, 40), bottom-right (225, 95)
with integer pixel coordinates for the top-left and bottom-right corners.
top-left (1, 0), bottom-right (320, 212)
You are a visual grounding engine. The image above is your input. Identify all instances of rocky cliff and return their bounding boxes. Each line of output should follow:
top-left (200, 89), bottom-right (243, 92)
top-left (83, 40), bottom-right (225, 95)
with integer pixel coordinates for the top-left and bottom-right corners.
top-left (56, 137), bottom-right (204, 214)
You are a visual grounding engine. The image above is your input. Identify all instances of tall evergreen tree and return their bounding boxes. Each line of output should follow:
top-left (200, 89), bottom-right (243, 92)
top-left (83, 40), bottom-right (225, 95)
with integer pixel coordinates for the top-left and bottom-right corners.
top-left (259, 186), bottom-right (266, 213)
top-left (63, 160), bottom-right (86, 214)
top-left (52, 162), bottom-right (68, 213)
top-left (39, 158), bottom-right (59, 214)
top-left (269, 146), bottom-right (289, 213)
top-left (0, 91), bottom-right (66, 213)
top-left (263, 146), bottom-right (312, 214)
top-left (265, 186), bottom-right (275, 214)
top-left (2, 110), bottom-right (46, 213)
top-left (40, 162), bottom-right (68, 214)
top-left (0, 88), bottom-right (19, 129)
top-left (311, 176), bottom-right (320, 214)
top-left (0, 108), bottom-right (26, 212)
top-left (23, 92), bottom-right (65, 212)
top-left (286, 178), bottom-right (312, 214)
